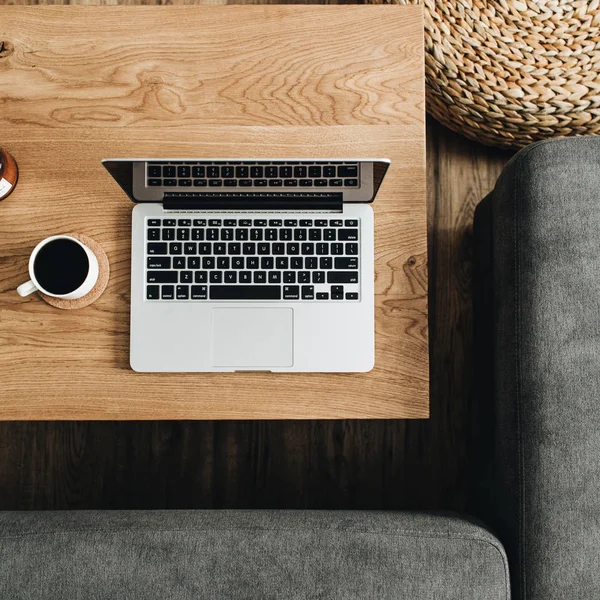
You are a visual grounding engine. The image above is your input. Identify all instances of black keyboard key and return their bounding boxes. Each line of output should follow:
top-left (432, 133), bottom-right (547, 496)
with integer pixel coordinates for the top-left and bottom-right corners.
top-left (298, 271), bottom-right (310, 284)
top-left (191, 285), bottom-right (208, 299)
top-left (320, 257), bottom-right (332, 269)
top-left (146, 285), bottom-right (160, 299)
top-left (250, 229), bottom-right (263, 241)
top-left (192, 229), bottom-right (204, 241)
top-left (294, 229), bottom-right (307, 241)
top-left (284, 179), bottom-right (298, 187)
top-left (276, 257), bottom-right (288, 270)
top-left (239, 179), bottom-right (253, 187)
top-left (173, 257), bottom-right (186, 269)
top-left (284, 220), bottom-right (297, 227)
top-left (255, 179), bottom-right (268, 187)
top-left (177, 166), bottom-right (190, 178)
top-left (316, 292), bottom-right (329, 300)
top-left (179, 179), bottom-right (192, 187)
top-left (224, 271), bottom-right (237, 284)
top-left (162, 228), bottom-right (175, 241)
top-left (283, 285), bottom-right (299, 300)
top-left (209, 219), bottom-right (222, 226)
top-left (207, 229), bottom-right (219, 241)
top-left (261, 257), bottom-right (274, 269)
top-left (236, 229), bottom-right (249, 241)
top-left (213, 243), bottom-right (226, 255)
top-left (315, 219), bottom-right (327, 227)
top-left (338, 229), bottom-right (359, 241)
top-left (291, 257), bottom-right (303, 269)
top-left (148, 219), bottom-right (161, 226)
top-left (280, 166), bottom-right (292, 178)
top-left (224, 179), bottom-right (238, 187)
top-left (323, 166), bottom-right (336, 177)
top-left (272, 243), bottom-right (285, 255)
top-left (305, 257), bottom-right (318, 269)
top-left (250, 166), bottom-right (263, 178)
top-left (147, 256), bottom-right (171, 269)
top-left (228, 243), bottom-right (242, 255)
top-left (148, 178), bottom-right (161, 186)
top-left (210, 271), bottom-right (222, 284)
top-left (301, 243), bottom-right (314, 255)
top-left (313, 271), bottom-right (325, 284)
top-left (300, 220), bottom-right (313, 227)
top-left (235, 166), bottom-right (249, 178)
top-left (346, 292), bottom-right (359, 300)
top-left (269, 219), bottom-right (282, 226)
top-left (294, 166), bottom-right (307, 177)
top-left (203, 257), bottom-right (215, 269)
top-left (345, 220), bottom-right (358, 227)
top-left (239, 219), bottom-right (252, 227)
top-left (308, 166), bottom-right (321, 177)
top-left (344, 179), bottom-right (358, 187)
top-left (208, 166), bottom-right (220, 178)
top-left (184, 243), bottom-right (197, 254)
top-left (209, 179), bottom-right (223, 187)
top-left (195, 271), bottom-right (208, 283)
top-left (338, 165), bottom-right (358, 177)
top-left (279, 229), bottom-right (292, 241)
top-left (217, 257), bottom-right (230, 269)
top-left (331, 285), bottom-right (344, 300)
top-left (266, 166), bottom-right (278, 178)
top-left (269, 179), bottom-right (283, 187)
top-left (180, 271), bottom-right (192, 284)
top-left (284, 271), bottom-right (296, 284)
top-left (328, 272), bottom-right (359, 284)
top-left (222, 166), bottom-right (234, 178)
top-left (178, 219), bottom-right (191, 226)
top-left (243, 243), bottom-right (256, 255)
top-left (210, 285), bottom-right (281, 300)
top-left (335, 257), bottom-right (358, 269)
top-left (254, 271), bottom-right (267, 284)
top-left (193, 179), bottom-right (208, 187)
top-left (239, 271), bottom-right (251, 283)
top-left (192, 166), bottom-right (205, 177)
top-left (258, 243), bottom-right (270, 255)
top-left (309, 229), bottom-right (322, 241)
top-left (148, 228), bottom-right (160, 240)
top-left (221, 229), bottom-right (234, 241)
top-left (148, 242), bottom-right (167, 255)
top-left (346, 243), bottom-right (359, 255)
top-left (299, 179), bottom-right (312, 187)
top-left (147, 271), bottom-right (177, 284)
top-left (329, 179), bottom-right (343, 186)
top-left (269, 271), bottom-right (281, 283)
top-left (164, 179), bottom-right (177, 187)
top-left (254, 220), bottom-right (267, 227)
top-left (163, 166), bottom-right (176, 178)
top-left (177, 229), bottom-right (190, 241)
top-left (301, 285), bottom-right (314, 299)
top-left (188, 257), bottom-right (200, 269)
top-left (330, 219), bottom-right (343, 226)
top-left (265, 229), bottom-right (278, 241)
top-left (287, 243), bottom-right (299, 255)
top-left (161, 285), bottom-right (175, 300)
top-left (331, 243), bottom-right (343, 255)
top-left (193, 219), bottom-right (207, 226)
top-left (164, 219), bottom-right (176, 227)
top-left (316, 243), bottom-right (329, 255)
top-left (224, 219), bottom-right (237, 226)
top-left (148, 165), bottom-right (162, 177)
top-left (198, 243), bottom-right (211, 255)
top-left (247, 257), bottom-right (259, 269)
top-left (324, 229), bottom-right (336, 240)
top-left (232, 257), bottom-right (245, 269)
top-left (314, 179), bottom-right (327, 187)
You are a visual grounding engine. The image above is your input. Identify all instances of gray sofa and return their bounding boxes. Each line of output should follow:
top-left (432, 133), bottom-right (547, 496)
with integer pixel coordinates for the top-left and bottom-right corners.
top-left (1, 136), bottom-right (598, 599)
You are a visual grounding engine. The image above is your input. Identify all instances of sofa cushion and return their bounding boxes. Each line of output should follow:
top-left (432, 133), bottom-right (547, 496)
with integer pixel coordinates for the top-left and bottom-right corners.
top-left (473, 136), bottom-right (600, 600)
top-left (0, 510), bottom-right (508, 600)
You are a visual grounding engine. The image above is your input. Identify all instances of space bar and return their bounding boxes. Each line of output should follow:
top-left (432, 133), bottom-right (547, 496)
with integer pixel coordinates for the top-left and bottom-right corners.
top-left (209, 285), bottom-right (281, 300)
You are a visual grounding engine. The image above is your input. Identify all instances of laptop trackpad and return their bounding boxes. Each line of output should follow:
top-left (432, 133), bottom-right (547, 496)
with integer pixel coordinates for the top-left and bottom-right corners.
top-left (211, 308), bottom-right (293, 368)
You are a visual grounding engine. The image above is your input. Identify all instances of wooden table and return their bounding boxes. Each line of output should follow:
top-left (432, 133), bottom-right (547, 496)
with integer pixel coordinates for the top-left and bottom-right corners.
top-left (0, 5), bottom-right (428, 420)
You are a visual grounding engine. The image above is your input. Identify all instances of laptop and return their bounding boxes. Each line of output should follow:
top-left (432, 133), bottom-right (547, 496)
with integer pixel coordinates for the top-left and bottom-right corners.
top-left (103, 158), bottom-right (389, 373)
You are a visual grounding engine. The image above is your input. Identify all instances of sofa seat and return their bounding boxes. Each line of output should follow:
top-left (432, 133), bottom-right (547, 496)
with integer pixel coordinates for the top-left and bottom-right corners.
top-left (0, 510), bottom-right (509, 599)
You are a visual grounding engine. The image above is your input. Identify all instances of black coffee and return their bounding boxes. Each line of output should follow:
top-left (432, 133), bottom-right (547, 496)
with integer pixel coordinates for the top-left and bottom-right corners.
top-left (33, 238), bottom-right (89, 295)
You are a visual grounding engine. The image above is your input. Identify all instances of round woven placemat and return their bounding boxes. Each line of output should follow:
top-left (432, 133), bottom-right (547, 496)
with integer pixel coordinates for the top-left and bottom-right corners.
top-left (39, 234), bottom-right (109, 310)
top-left (376, 0), bottom-right (600, 149)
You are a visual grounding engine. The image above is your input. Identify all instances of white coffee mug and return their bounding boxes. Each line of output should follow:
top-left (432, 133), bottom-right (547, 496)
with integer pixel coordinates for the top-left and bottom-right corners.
top-left (17, 235), bottom-right (99, 299)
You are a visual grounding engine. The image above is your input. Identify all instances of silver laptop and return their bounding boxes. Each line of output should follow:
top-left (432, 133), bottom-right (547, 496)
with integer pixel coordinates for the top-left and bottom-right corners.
top-left (103, 158), bottom-right (389, 373)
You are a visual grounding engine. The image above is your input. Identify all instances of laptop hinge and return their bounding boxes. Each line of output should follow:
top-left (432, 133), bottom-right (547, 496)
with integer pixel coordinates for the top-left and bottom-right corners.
top-left (163, 192), bottom-right (343, 212)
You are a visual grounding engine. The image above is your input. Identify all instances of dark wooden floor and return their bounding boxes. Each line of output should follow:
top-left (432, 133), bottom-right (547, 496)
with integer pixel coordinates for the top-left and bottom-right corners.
top-left (0, 119), bottom-right (511, 511)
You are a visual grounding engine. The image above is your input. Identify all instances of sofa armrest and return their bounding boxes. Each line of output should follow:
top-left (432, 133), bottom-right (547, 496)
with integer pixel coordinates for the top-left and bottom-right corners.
top-left (473, 136), bottom-right (600, 600)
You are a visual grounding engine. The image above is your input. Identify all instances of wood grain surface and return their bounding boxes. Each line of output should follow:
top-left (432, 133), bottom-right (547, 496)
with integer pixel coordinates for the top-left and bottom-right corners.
top-left (0, 6), bottom-right (428, 419)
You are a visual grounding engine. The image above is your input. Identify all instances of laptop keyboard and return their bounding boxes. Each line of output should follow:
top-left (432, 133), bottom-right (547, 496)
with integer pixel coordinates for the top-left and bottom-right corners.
top-left (145, 217), bottom-right (360, 301)
top-left (146, 161), bottom-right (360, 189)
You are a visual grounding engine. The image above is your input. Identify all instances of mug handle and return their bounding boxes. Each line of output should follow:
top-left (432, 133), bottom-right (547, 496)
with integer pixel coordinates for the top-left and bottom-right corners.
top-left (17, 280), bottom-right (37, 297)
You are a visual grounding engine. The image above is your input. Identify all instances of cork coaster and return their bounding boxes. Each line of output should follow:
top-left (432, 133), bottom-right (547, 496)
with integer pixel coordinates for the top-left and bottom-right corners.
top-left (39, 234), bottom-right (109, 310)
